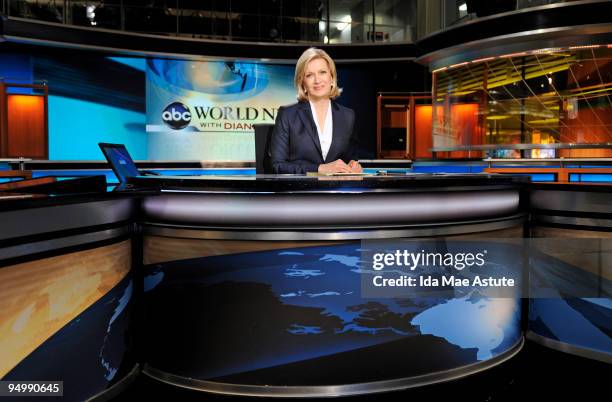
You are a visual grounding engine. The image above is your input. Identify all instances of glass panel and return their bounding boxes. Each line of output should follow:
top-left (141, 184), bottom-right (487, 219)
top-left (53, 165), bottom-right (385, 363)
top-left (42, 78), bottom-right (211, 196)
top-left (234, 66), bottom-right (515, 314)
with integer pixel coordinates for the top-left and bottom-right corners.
top-left (178, 7), bottom-right (213, 38)
top-left (212, 10), bottom-right (230, 37)
top-left (4, 0), bottom-right (603, 48)
top-left (259, 14), bottom-right (281, 42)
top-left (70, 1), bottom-right (103, 27)
top-left (8, 0), bottom-right (62, 21)
top-left (89, 4), bottom-right (122, 30)
top-left (123, 5), bottom-right (171, 34)
top-left (374, 0), bottom-right (416, 42)
top-left (328, 0), bottom-right (364, 44)
top-left (318, 0), bottom-right (329, 44)
top-left (230, 0), bottom-right (259, 15)
top-left (327, 17), bottom-right (353, 44)
top-left (4, 0), bottom-right (391, 44)
top-left (259, 0), bottom-right (280, 16)
top-left (433, 46), bottom-right (612, 159)
top-left (230, 12), bottom-right (260, 42)
top-left (31, 0), bottom-right (65, 23)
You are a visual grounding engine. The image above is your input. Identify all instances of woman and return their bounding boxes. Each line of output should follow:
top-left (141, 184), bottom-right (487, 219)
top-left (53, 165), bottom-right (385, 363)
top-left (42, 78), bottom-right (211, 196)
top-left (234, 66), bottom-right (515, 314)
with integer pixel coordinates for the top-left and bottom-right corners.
top-left (270, 48), bottom-right (362, 174)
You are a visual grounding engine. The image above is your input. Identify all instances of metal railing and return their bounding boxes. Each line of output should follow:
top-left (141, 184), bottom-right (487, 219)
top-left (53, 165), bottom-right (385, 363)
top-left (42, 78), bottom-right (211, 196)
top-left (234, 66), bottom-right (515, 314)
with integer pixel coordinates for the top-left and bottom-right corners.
top-left (431, 142), bottom-right (612, 159)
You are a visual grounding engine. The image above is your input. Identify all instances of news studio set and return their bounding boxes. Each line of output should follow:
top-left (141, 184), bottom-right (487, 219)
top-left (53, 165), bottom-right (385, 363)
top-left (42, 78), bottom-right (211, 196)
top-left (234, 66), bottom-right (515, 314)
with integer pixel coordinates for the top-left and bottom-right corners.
top-left (0, 1), bottom-right (610, 401)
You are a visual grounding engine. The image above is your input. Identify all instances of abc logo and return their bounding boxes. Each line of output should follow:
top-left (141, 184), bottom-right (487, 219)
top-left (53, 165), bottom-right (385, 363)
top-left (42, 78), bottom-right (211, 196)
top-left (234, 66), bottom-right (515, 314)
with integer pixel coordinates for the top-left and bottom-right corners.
top-left (162, 102), bottom-right (191, 130)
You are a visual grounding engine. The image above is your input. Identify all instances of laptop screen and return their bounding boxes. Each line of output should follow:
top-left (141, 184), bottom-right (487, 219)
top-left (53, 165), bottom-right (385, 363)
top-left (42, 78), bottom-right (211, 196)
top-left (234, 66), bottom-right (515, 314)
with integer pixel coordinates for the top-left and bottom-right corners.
top-left (98, 143), bottom-right (140, 183)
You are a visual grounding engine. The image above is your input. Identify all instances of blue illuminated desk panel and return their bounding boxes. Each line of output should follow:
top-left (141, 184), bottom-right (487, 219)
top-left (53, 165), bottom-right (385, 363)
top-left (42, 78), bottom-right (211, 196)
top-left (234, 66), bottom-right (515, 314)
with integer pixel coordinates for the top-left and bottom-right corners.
top-left (132, 173), bottom-right (529, 397)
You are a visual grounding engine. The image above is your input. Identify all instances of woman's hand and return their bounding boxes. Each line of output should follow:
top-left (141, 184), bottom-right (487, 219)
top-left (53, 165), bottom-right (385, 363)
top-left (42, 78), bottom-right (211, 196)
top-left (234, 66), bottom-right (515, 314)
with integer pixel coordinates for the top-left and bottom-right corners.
top-left (318, 159), bottom-right (352, 173)
top-left (348, 160), bottom-right (363, 173)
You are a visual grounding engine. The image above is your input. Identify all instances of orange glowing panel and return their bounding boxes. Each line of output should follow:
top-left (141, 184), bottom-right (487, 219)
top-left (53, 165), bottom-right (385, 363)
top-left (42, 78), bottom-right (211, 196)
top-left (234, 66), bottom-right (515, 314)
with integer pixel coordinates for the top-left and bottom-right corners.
top-left (7, 95), bottom-right (47, 158)
top-left (433, 103), bottom-right (482, 159)
top-left (559, 105), bottom-right (612, 157)
top-left (415, 105), bottom-right (433, 159)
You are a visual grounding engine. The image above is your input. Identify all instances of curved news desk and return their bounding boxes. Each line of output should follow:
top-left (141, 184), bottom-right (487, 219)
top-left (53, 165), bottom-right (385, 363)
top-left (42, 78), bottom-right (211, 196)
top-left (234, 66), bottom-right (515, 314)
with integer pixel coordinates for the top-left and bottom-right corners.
top-left (527, 183), bottom-right (612, 364)
top-left (0, 188), bottom-right (141, 401)
top-left (3, 174), bottom-right (609, 399)
top-left (132, 173), bottom-right (528, 397)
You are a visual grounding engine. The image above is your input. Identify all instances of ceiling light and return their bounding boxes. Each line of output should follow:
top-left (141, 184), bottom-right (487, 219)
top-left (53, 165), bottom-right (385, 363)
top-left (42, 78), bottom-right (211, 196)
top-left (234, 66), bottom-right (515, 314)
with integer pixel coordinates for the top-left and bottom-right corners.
top-left (86, 5), bottom-right (96, 19)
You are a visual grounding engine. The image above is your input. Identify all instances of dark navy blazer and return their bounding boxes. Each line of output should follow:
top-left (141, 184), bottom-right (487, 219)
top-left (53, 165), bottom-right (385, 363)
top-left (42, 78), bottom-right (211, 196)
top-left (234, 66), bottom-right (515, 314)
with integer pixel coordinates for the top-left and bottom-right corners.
top-left (270, 101), bottom-right (358, 174)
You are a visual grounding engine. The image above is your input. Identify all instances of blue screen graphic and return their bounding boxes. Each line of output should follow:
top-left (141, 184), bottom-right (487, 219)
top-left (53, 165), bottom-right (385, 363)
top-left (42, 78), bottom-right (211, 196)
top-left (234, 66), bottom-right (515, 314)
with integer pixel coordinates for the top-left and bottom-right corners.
top-left (49, 95), bottom-right (146, 160)
top-left (101, 145), bottom-right (140, 182)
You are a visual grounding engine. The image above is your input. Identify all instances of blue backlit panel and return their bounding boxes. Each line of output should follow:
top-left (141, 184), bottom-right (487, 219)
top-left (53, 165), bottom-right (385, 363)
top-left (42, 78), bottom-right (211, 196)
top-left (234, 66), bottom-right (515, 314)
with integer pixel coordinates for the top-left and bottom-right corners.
top-left (48, 96), bottom-right (146, 160)
top-left (143, 242), bottom-right (521, 385)
top-left (569, 174), bottom-right (612, 183)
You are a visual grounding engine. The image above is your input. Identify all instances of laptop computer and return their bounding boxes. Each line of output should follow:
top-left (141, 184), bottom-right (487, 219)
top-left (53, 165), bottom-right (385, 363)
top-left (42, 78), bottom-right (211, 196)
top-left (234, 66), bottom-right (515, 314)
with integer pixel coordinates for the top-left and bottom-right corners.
top-left (98, 143), bottom-right (159, 185)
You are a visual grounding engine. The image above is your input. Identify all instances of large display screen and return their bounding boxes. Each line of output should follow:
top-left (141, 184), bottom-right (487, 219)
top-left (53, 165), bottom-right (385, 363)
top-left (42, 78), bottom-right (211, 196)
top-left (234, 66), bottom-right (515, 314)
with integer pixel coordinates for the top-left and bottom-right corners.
top-left (146, 59), bottom-right (296, 161)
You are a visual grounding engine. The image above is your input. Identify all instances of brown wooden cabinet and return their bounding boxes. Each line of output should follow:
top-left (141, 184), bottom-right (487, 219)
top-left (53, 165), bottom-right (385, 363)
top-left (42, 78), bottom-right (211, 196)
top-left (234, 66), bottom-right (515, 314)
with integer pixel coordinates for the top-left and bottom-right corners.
top-left (0, 83), bottom-right (49, 159)
top-left (377, 93), bottom-right (432, 159)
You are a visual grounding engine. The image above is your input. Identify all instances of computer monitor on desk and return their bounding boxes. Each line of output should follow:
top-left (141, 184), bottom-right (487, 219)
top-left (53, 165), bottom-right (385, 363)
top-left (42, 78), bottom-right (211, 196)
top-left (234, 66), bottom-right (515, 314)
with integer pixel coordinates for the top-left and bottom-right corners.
top-left (98, 143), bottom-right (140, 183)
top-left (99, 143), bottom-right (160, 184)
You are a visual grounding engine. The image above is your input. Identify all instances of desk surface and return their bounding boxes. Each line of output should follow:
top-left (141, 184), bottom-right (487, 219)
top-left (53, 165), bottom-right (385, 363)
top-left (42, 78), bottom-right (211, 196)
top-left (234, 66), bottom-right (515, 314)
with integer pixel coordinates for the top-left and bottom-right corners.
top-left (129, 173), bottom-right (529, 193)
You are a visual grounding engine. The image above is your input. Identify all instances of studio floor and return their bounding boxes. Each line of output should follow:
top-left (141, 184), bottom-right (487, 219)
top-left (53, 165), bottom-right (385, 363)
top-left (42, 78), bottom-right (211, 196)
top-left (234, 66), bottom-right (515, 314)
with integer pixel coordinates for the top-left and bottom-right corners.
top-left (110, 341), bottom-right (610, 401)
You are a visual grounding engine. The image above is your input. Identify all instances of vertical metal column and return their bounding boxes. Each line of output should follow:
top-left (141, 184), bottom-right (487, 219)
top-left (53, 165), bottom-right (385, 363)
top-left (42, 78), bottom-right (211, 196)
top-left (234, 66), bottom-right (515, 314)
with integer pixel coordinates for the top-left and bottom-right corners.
top-left (325, 0), bottom-right (329, 43)
top-left (431, 71), bottom-right (438, 159)
top-left (228, 0), bottom-right (232, 39)
top-left (520, 57), bottom-right (526, 158)
top-left (371, 0), bottom-right (376, 42)
top-left (120, 0), bottom-right (125, 31)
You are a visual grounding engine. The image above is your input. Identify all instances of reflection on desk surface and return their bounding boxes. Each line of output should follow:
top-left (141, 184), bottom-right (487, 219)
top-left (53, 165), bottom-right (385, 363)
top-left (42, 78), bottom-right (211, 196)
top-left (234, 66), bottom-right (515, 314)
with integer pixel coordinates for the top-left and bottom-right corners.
top-left (0, 177), bottom-right (58, 191)
top-left (129, 173), bottom-right (530, 194)
top-left (137, 172), bottom-right (490, 181)
top-left (0, 193), bottom-right (39, 200)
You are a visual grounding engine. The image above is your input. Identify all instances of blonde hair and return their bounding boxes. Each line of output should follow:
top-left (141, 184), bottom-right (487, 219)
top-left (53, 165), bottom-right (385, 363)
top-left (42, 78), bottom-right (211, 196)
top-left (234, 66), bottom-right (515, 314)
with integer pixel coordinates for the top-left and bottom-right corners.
top-left (294, 48), bottom-right (341, 102)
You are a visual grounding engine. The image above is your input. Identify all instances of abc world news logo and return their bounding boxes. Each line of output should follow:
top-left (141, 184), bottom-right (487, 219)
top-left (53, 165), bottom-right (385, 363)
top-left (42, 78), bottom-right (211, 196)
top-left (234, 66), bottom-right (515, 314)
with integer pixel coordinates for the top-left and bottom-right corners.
top-left (162, 102), bottom-right (191, 130)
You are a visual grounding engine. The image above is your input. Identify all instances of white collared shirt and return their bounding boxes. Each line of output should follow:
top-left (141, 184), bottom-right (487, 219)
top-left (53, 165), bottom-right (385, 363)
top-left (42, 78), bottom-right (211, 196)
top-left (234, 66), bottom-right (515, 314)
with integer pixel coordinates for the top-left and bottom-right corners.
top-left (309, 100), bottom-right (333, 161)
